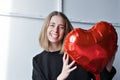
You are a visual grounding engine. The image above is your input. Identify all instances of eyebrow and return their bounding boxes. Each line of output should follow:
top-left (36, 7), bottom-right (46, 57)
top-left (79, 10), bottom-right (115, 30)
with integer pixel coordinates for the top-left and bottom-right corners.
top-left (50, 22), bottom-right (65, 26)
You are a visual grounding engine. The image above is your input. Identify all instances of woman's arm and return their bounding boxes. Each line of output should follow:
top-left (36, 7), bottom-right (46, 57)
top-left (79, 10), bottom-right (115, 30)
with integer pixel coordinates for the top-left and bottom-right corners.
top-left (100, 67), bottom-right (116, 80)
top-left (100, 55), bottom-right (116, 80)
top-left (101, 46), bottom-right (118, 80)
top-left (106, 55), bottom-right (115, 72)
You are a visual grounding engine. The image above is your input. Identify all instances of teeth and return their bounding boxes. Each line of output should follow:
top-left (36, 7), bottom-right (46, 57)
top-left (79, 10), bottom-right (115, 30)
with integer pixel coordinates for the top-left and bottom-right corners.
top-left (51, 34), bottom-right (58, 38)
top-left (50, 32), bottom-right (58, 38)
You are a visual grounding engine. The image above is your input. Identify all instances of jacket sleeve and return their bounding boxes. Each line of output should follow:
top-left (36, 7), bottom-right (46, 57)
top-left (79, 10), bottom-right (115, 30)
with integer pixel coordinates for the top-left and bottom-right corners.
top-left (100, 66), bottom-right (116, 80)
top-left (32, 57), bottom-right (47, 80)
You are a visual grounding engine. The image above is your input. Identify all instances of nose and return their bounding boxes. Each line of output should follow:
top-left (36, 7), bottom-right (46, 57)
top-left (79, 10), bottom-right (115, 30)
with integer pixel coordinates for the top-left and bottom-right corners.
top-left (53, 26), bottom-right (59, 32)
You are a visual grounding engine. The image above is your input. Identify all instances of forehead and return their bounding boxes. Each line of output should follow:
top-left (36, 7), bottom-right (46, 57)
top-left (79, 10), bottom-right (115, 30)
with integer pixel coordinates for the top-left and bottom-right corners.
top-left (50, 15), bottom-right (65, 24)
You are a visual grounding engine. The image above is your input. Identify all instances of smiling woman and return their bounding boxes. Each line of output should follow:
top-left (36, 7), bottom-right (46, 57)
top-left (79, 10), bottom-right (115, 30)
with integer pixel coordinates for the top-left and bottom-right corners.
top-left (0, 0), bottom-right (119, 80)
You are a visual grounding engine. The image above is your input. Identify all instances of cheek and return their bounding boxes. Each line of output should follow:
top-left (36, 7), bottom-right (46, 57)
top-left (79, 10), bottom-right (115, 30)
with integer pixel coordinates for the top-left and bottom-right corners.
top-left (60, 30), bottom-right (65, 38)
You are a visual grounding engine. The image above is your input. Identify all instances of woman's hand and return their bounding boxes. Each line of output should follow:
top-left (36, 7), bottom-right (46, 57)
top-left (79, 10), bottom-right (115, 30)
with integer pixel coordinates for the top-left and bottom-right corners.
top-left (106, 55), bottom-right (115, 72)
top-left (57, 53), bottom-right (77, 80)
top-left (106, 46), bottom-right (118, 72)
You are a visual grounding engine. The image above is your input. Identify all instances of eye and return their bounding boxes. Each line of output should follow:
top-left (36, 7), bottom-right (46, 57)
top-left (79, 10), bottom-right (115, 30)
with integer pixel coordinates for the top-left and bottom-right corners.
top-left (49, 24), bottom-right (55, 27)
top-left (59, 25), bottom-right (65, 30)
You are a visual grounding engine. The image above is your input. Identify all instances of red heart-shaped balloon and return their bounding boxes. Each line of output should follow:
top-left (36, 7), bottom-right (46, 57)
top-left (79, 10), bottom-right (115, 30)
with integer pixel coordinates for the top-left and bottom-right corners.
top-left (64, 21), bottom-right (118, 80)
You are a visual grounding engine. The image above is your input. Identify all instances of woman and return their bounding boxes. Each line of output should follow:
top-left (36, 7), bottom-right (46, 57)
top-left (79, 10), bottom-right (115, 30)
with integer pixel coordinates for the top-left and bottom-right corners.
top-left (32, 11), bottom-right (116, 80)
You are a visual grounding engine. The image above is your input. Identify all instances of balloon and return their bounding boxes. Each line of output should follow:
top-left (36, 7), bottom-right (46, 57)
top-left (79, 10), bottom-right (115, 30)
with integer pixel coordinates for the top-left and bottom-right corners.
top-left (64, 21), bottom-right (118, 80)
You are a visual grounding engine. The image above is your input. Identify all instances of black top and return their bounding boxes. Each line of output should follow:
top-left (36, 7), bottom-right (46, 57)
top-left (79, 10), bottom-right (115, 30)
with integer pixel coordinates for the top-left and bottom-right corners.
top-left (32, 50), bottom-right (116, 80)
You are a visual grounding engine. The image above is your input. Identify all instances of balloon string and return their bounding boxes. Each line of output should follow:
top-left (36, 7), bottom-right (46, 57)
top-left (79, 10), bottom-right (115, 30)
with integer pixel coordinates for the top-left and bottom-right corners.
top-left (94, 73), bottom-right (100, 80)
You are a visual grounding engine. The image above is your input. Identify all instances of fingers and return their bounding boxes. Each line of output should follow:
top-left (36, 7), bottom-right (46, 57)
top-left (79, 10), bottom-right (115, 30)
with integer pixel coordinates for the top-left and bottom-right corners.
top-left (68, 65), bottom-right (77, 72)
top-left (68, 61), bottom-right (76, 68)
top-left (63, 53), bottom-right (69, 65)
top-left (60, 53), bottom-right (77, 79)
top-left (63, 53), bottom-right (66, 61)
top-left (68, 61), bottom-right (77, 72)
top-left (63, 53), bottom-right (77, 71)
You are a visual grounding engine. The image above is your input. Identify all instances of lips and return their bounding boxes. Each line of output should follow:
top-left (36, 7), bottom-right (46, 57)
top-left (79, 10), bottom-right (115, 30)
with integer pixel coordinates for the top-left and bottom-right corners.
top-left (51, 32), bottom-right (58, 38)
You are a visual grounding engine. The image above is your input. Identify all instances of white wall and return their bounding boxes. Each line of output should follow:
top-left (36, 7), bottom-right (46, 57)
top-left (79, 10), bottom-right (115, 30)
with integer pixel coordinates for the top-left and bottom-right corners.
top-left (64, 0), bottom-right (120, 24)
top-left (0, 0), bottom-right (120, 80)
top-left (0, 15), bottom-right (43, 80)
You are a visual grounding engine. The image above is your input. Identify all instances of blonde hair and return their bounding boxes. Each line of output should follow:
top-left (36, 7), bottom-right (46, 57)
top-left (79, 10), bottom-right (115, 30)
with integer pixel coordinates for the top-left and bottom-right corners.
top-left (39, 11), bottom-right (73, 54)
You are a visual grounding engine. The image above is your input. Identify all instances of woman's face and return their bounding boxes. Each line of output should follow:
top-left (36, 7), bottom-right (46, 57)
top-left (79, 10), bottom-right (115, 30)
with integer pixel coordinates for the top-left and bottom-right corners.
top-left (47, 15), bottom-right (65, 44)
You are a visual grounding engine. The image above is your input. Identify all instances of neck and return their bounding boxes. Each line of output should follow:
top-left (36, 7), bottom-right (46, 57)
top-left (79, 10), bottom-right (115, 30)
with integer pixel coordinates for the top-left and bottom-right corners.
top-left (49, 42), bottom-right (61, 52)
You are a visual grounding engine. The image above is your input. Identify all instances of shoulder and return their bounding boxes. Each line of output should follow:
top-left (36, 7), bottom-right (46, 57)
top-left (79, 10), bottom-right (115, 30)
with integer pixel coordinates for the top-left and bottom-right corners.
top-left (33, 50), bottom-right (48, 61)
top-left (32, 50), bottom-right (50, 68)
top-left (33, 50), bottom-right (63, 61)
